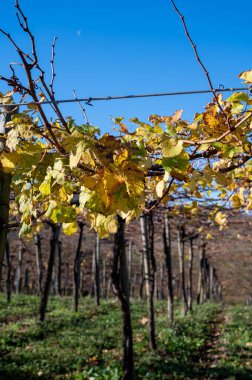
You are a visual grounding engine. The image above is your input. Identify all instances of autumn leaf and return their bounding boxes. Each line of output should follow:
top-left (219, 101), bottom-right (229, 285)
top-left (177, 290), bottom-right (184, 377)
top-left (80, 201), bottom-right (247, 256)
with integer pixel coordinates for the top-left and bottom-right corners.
top-left (162, 151), bottom-right (190, 180)
top-left (156, 179), bottom-right (165, 197)
top-left (226, 92), bottom-right (249, 103)
top-left (171, 109), bottom-right (183, 123)
top-left (239, 70), bottom-right (252, 84)
top-left (161, 139), bottom-right (183, 158)
top-left (0, 152), bottom-right (20, 173)
top-left (62, 221), bottom-right (78, 235)
top-left (215, 212), bottom-right (227, 229)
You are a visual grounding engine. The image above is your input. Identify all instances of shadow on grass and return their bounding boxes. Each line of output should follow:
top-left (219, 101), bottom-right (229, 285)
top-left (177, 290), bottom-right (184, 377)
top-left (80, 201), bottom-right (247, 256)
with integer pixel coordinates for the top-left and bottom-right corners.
top-left (0, 372), bottom-right (48, 380)
top-left (137, 354), bottom-right (252, 379)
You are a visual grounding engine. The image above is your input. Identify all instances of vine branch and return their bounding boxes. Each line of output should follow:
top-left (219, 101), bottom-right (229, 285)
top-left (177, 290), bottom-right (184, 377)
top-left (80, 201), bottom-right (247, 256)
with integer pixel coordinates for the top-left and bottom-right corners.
top-left (169, 0), bottom-right (224, 114)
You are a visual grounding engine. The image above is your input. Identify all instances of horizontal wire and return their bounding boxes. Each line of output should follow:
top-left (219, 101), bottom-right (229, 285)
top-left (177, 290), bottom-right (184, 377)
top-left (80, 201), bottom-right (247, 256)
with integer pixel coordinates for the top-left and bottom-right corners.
top-left (0, 86), bottom-right (250, 108)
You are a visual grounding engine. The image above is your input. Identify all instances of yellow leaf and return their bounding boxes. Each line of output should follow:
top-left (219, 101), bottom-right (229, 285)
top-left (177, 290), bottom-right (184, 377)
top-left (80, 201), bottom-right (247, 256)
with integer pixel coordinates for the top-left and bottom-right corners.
top-left (62, 221), bottom-right (78, 235)
top-left (239, 70), bottom-right (252, 84)
top-left (87, 213), bottom-right (118, 238)
top-left (156, 180), bottom-right (164, 197)
top-left (69, 141), bottom-right (86, 169)
top-left (230, 188), bottom-right (244, 208)
top-left (59, 187), bottom-right (68, 202)
top-left (121, 162), bottom-right (145, 198)
top-left (139, 317), bottom-right (148, 325)
top-left (0, 152), bottom-right (20, 173)
top-left (203, 106), bottom-right (219, 130)
top-left (39, 181), bottom-right (51, 196)
top-left (114, 149), bottom-right (128, 165)
top-left (215, 212), bottom-right (227, 229)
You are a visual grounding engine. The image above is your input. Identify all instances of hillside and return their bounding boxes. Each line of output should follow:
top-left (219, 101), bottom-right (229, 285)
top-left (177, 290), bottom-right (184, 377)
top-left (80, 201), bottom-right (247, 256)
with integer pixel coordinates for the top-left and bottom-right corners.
top-left (1, 212), bottom-right (252, 305)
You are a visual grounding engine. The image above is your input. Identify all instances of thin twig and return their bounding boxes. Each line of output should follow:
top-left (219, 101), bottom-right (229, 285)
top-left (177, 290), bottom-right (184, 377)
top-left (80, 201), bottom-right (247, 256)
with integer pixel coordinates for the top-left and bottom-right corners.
top-left (0, 28), bottom-right (62, 149)
top-left (182, 111), bottom-right (252, 146)
top-left (169, 0), bottom-right (224, 114)
top-left (1, 3), bottom-right (71, 136)
top-left (15, 0), bottom-right (38, 68)
top-left (50, 37), bottom-right (57, 97)
top-left (146, 177), bottom-right (175, 213)
top-left (219, 153), bottom-right (252, 173)
top-left (73, 90), bottom-right (90, 124)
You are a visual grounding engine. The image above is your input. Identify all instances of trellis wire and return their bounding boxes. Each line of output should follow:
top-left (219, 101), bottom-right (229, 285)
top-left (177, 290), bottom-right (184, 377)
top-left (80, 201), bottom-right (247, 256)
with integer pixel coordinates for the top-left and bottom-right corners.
top-left (0, 86), bottom-right (250, 108)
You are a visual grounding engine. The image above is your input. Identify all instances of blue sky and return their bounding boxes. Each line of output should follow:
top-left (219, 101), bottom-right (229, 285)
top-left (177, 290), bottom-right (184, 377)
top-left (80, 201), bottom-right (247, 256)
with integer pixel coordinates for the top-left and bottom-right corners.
top-left (0, 0), bottom-right (251, 133)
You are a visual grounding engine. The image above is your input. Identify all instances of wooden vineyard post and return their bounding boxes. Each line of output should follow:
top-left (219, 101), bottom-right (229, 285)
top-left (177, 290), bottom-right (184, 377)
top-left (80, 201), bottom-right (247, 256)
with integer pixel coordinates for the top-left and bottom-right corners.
top-left (139, 248), bottom-right (144, 300)
top-left (0, 105), bottom-right (17, 285)
top-left (119, 219), bottom-right (130, 301)
top-left (52, 223), bottom-right (62, 295)
top-left (73, 222), bottom-right (84, 311)
top-left (5, 235), bottom-right (11, 302)
top-left (64, 262), bottom-right (70, 295)
top-left (197, 241), bottom-right (208, 304)
top-left (163, 214), bottom-right (174, 324)
top-left (209, 264), bottom-right (213, 301)
top-left (111, 215), bottom-right (136, 380)
top-left (102, 256), bottom-right (106, 298)
top-left (39, 222), bottom-right (61, 322)
top-left (187, 236), bottom-right (194, 312)
top-left (177, 225), bottom-right (188, 316)
top-left (94, 234), bottom-right (101, 306)
top-left (128, 240), bottom-right (133, 298)
top-left (24, 260), bottom-right (30, 293)
top-left (34, 233), bottom-right (43, 295)
top-left (140, 213), bottom-right (157, 351)
top-left (16, 242), bottom-right (25, 294)
top-left (57, 238), bottom-right (62, 295)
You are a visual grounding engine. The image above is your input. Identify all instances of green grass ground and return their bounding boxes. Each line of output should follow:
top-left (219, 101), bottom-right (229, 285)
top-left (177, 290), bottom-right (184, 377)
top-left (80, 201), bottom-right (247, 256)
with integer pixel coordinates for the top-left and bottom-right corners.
top-left (0, 295), bottom-right (252, 379)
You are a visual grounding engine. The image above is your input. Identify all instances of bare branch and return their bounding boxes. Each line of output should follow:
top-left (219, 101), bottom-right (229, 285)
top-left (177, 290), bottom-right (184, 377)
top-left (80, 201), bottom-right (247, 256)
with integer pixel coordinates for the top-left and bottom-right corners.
top-left (0, 74), bottom-right (29, 94)
top-left (219, 154), bottom-right (252, 173)
top-left (181, 111), bottom-right (252, 147)
top-left (38, 73), bottom-right (71, 133)
top-left (15, 0), bottom-right (38, 68)
top-left (50, 37), bottom-right (57, 96)
top-left (0, 3), bottom-right (71, 148)
top-left (146, 177), bottom-right (175, 213)
top-left (169, 0), bottom-right (224, 114)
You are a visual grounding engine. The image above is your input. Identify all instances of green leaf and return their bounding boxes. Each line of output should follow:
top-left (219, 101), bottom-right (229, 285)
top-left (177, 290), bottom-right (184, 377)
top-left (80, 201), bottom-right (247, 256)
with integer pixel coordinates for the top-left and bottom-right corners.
top-left (161, 139), bottom-right (183, 158)
top-left (212, 142), bottom-right (223, 150)
top-left (231, 102), bottom-right (244, 115)
top-left (222, 145), bottom-right (236, 159)
top-left (162, 151), bottom-right (189, 173)
top-left (113, 116), bottom-right (124, 124)
top-left (50, 204), bottom-right (77, 223)
top-left (19, 222), bottom-right (31, 236)
top-left (226, 92), bottom-right (249, 103)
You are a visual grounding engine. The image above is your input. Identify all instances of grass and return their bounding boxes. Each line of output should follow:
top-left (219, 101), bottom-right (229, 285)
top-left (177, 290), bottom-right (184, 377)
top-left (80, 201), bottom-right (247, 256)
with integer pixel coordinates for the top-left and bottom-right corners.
top-left (0, 294), bottom-right (249, 379)
top-left (208, 304), bottom-right (252, 379)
